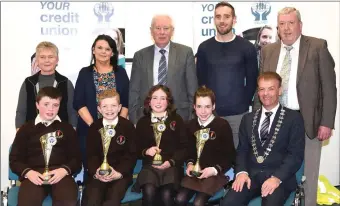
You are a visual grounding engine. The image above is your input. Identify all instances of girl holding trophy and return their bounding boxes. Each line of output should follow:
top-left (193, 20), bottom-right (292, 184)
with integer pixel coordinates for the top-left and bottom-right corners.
top-left (82, 89), bottom-right (137, 206)
top-left (133, 85), bottom-right (188, 206)
top-left (174, 86), bottom-right (236, 206)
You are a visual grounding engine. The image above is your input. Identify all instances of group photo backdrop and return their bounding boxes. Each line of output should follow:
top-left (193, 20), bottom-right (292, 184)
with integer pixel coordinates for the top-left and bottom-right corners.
top-left (1, 1), bottom-right (339, 190)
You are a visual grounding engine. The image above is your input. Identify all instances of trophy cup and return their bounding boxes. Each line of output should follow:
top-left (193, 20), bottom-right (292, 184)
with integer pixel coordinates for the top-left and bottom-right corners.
top-left (190, 128), bottom-right (210, 177)
top-left (40, 132), bottom-right (57, 184)
top-left (152, 122), bottom-right (166, 165)
top-left (98, 126), bottom-right (116, 175)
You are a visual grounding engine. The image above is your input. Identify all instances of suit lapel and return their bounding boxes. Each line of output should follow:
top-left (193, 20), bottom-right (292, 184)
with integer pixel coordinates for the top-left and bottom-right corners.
top-left (147, 46), bottom-right (155, 87)
top-left (268, 42), bottom-right (281, 72)
top-left (297, 35), bottom-right (309, 84)
top-left (167, 42), bottom-right (177, 88)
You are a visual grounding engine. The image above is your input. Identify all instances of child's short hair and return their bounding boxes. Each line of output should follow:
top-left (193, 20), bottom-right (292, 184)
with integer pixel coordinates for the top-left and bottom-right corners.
top-left (194, 85), bottom-right (216, 105)
top-left (98, 89), bottom-right (121, 105)
top-left (36, 86), bottom-right (62, 103)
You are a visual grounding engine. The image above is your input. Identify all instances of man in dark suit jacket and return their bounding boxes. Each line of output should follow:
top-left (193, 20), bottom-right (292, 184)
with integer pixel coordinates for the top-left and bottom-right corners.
top-left (221, 72), bottom-right (305, 206)
top-left (254, 7), bottom-right (337, 206)
top-left (128, 14), bottom-right (198, 124)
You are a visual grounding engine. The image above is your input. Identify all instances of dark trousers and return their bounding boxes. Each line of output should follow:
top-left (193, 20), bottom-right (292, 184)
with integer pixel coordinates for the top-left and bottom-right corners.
top-left (220, 173), bottom-right (291, 206)
top-left (18, 176), bottom-right (78, 206)
top-left (81, 177), bottom-right (131, 206)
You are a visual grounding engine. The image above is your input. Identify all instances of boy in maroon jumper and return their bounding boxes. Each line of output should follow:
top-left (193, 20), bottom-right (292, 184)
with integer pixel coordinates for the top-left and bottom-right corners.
top-left (82, 89), bottom-right (137, 206)
top-left (10, 86), bottom-right (81, 206)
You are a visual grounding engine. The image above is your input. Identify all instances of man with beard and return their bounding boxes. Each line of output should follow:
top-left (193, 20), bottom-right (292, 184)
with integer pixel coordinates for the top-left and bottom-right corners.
top-left (196, 1), bottom-right (258, 148)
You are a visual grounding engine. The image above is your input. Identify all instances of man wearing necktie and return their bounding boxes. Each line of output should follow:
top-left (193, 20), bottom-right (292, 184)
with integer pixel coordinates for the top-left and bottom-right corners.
top-left (129, 14), bottom-right (198, 125)
top-left (221, 72), bottom-right (305, 206)
top-left (254, 7), bottom-right (337, 206)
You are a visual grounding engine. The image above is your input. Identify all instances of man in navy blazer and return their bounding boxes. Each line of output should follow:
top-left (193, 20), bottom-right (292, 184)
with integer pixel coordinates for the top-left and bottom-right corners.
top-left (221, 72), bottom-right (305, 206)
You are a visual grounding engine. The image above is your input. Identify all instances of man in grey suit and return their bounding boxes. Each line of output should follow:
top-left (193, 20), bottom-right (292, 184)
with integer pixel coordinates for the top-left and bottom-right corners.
top-left (129, 14), bottom-right (198, 124)
top-left (257, 7), bottom-right (337, 206)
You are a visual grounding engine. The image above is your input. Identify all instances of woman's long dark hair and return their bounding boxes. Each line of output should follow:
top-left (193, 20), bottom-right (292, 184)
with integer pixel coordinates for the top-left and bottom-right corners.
top-left (90, 34), bottom-right (118, 69)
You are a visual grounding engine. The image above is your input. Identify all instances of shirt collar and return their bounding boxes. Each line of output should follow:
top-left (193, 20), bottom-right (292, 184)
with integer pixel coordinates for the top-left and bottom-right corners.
top-left (261, 103), bottom-right (280, 116)
top-left (103, 117), bottom-right (119, 128)
top-left (198, 114), bottom-right (215, 127)
top-left (215, 34), bottom-right (236, 43)
top-left (35, 115), bottom-right (61, 126)
top-left (281, 34), bottom-right (301, 50)
top-left (155, 41), bottom-right (170, 53)
top-left (151, 112), bottom-right (168, 123)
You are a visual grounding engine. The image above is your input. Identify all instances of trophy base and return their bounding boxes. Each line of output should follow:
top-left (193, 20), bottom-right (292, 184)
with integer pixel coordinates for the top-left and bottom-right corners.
top-left (41, 174), bottom-right (53, 185)
top-left (190, 171), bottom-right (202, 177)
top-left (99, 168), bottom-right (112, 176)
top-left (152, 160), bottom-right (163, 166)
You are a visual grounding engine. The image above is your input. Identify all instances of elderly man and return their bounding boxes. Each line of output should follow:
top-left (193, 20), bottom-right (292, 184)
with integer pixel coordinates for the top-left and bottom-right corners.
top-left (128, 14), bottom-right (198, 124)
top-left (256, 7), bottom-right (337, 206)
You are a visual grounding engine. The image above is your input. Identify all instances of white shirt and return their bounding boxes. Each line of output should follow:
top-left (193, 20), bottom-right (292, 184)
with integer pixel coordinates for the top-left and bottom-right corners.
top-left (258, 103), bottom-right (280, 138)
top-left (153, 42), bottom-right (170, 85)
top-left (35, 115), bottom-right (61, 126)
top-left (276, 35), bottom-right (301, 110)
top-left (198, 114), bottom-right (215, 127)
top-left (151, 112), bottom-right (168, 123)
top-left (102, 117), bottom-right (119, 128)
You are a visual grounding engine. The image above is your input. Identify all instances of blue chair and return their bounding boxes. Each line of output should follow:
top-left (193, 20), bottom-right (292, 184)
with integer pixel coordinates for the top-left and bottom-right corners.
top-left (6, 146), bottom-right (83, 206)
top-left (186, 166), bottom-right (235, 205)
top-left (248, 162), bottom-right (305, 206)
top-left (120, 159), bottom-right (143, 203)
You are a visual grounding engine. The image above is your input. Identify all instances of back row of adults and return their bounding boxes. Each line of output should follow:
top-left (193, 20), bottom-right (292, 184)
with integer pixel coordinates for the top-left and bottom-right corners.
top-left (15, 1), bottom-right (336, 206)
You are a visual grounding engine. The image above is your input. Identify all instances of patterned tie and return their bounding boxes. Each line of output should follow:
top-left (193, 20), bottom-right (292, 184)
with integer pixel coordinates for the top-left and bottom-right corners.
top-left (279, 46), bottom-right (293, 106)
top-left (260, 112), bottom-right (273, 144)
top-left (158, 49), bottom-right (167, 85)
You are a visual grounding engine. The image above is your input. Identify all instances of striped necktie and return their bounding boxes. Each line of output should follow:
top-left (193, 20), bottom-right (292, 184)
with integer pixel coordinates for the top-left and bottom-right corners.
top-left (260, 111), bottom-right (273, 144)
top-left (158, 49), bottom-right (167, 85)
top-left (279, 46), bottom-right (293, 106)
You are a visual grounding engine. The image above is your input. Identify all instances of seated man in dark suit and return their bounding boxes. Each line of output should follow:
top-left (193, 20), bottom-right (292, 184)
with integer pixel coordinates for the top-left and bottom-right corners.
top-left (220, 71), bottom-right (305, 206)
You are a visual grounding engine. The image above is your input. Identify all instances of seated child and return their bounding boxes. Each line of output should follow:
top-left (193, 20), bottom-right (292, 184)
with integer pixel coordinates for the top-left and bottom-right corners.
top-left (10, 86), bottom-right (81, 206)
top-left (81, 89), bottom-right (137, 206)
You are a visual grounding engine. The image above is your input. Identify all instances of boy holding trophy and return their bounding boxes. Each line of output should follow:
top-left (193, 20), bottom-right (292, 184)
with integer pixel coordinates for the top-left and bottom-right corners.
top-left (9, 86), bottom-right (81, 206)
top-left (174, 86), bottom-right (236, 206)
top-left (81, 89), bottom-right (137, 206)
top-left (133, 85), bottom-right (188, 206)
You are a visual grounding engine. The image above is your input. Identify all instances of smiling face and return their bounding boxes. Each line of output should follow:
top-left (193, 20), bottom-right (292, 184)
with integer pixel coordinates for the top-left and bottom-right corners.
top-left (36, 49), bottom-right (58, 75)
top-left (259, 28), bottom-right (274, 47)
top-left (149, 89), bottom-right (168, 115)
top-left (277, 11), bottom-right (302, 46)
top-left (258, 78), bottom-right (282, 111)
top-left (150, 15), bottom-right (174, 48)
top-left (214, 5), bottom-right (236, 36)
top-left (194, 96), bottom-right (215, 124)
top-left (92, 39), bottom-right (113, 64)
top-left (98, 96), bottom-right (122, 121)
top-left (36, 97), bottom-right (61, 121)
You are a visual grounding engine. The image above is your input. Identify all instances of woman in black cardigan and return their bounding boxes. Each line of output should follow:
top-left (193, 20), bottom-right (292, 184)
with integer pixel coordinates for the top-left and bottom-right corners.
top-left (73, 34), bottom-right (129, 170)
top-left (133, 85), bottom-right (188, 206)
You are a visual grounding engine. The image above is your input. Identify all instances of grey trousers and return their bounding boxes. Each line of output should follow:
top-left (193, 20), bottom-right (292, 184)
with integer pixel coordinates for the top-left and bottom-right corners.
top-left (304, 136), bottom-right (322, 206)
top-left (222, 112), bottom-right (247, 149)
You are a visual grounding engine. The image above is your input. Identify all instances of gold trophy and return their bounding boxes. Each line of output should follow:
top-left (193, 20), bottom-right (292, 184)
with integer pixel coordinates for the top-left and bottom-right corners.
top-left (190, 128), bottom-right (210, 177)
top-left (152, 122), bottom-right (166, 165)
top-left (98, 126), bottom-right (116, 175)
top-left (40, 132), bottom-right (58, 184)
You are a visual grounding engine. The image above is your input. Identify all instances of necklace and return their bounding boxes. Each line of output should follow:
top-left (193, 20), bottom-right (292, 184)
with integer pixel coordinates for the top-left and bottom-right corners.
top-left (251, 107), bottom-right (285, 163)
